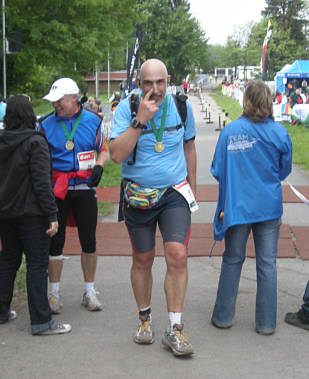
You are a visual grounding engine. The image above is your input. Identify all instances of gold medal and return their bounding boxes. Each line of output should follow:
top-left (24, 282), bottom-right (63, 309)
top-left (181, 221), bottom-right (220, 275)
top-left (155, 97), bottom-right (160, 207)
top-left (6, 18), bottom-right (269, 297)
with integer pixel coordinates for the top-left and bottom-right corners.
top-left (154, 141), bottom-right (164, 153)
top-left (65, 140), bottom-right (74, 151)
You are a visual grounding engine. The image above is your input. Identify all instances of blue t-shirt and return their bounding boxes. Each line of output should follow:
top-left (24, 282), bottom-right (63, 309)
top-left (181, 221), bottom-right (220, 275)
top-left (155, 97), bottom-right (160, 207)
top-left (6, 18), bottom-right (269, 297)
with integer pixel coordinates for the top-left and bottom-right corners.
top-left (0, 102), bottom-right (6, 122)
top-left (111, 94), bottom-right (196, 188)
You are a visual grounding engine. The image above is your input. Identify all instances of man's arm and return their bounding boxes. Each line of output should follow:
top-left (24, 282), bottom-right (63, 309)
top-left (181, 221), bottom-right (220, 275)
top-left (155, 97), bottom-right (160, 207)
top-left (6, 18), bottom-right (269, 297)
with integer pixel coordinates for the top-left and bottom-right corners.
top-left (109, 89), bottom-right (158, 164)
top-left (95, 149), bottom-right (109, 168)
top-left (109, 127), bottom-right (142, 164)
top-left (184, 139), bottom-right (197, 196)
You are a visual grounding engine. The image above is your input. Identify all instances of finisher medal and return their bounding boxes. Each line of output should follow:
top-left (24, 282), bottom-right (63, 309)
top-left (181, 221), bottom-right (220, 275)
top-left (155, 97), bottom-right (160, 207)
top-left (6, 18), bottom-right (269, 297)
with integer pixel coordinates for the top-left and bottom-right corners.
top-left (154, 141), bottom-right (164, 153)
top-left (60, 113), bottom-right (82, 152)
top-left (150, 97), bottom-right (168, 154)
top-left (65, 140), bottom-right (74, 151)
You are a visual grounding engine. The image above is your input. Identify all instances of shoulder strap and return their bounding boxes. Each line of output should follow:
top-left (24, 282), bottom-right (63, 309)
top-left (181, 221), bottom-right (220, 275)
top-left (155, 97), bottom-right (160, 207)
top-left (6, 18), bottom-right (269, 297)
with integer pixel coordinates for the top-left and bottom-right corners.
top-left (172, 94), bottom-right (187, 127)
top-left (128, 94), bottom-right (140, 165)
top-left (129, 94), bottom-right (140, 118)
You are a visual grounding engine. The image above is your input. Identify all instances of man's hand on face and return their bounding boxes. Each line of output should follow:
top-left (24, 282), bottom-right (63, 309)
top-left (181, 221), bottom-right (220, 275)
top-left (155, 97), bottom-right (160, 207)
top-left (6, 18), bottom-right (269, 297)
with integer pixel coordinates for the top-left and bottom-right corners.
top-left (136, 89), bottom-right (159, 125)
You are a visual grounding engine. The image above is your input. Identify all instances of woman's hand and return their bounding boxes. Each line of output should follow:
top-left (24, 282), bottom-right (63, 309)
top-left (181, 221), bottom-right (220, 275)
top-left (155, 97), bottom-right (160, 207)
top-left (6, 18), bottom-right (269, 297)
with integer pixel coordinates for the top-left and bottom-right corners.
top-left (46, 221), bottom-right (59, 237)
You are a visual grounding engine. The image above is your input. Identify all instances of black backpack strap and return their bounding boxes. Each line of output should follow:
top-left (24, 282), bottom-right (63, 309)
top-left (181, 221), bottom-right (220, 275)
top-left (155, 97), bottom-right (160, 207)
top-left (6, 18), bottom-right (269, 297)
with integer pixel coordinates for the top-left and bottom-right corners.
top-left (129, 94), bottom-right (140, 118)
top-left (128, 94), bottom-right (140, 166)
top-left (172, 94), bottom-right (187, 128)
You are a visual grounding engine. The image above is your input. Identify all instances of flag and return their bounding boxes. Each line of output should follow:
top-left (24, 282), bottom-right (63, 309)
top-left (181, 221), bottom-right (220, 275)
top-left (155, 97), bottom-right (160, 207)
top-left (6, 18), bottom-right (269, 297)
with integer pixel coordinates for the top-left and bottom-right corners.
top-left (260, 20), bottom-right (272, 80)
top-left (126, 25), bottom-right (142, 94)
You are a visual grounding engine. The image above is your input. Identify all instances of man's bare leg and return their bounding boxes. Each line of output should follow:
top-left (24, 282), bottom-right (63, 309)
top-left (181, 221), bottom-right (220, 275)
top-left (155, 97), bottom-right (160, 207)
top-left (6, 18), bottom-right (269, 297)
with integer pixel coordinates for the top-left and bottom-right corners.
top-left (164, 242), bottom-right (188, 313)
top-left (131, 249), bottom-right (155, 344)
top-left (48, 258), bottom-right (63, 314)
top-left (131, 249), bottom-right (155, 309)
top-left (81, 252), bottom-right (102, 311)
top-left (81, 252), bottom-right (97, 282)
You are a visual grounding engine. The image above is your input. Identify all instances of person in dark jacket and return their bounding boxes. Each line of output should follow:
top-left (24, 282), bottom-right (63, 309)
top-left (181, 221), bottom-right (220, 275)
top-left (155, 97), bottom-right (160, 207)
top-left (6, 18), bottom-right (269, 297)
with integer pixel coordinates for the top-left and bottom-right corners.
top-left (0, 95), bottom-right (71, 335)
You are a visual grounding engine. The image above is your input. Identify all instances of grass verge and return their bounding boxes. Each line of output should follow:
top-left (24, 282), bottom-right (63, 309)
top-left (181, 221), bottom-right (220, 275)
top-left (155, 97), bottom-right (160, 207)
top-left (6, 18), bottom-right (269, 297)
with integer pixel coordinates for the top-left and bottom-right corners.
top-left (281, 122), bottom-right (309, 171)
top-left (15, 257), bottom-right (27, 291)
top-left (99, 159), bottom-right (121, 188)
top-left (209, 88), bottom-right (309, 171)
top-left (209, 88), bottom-right (242, 121)
top-left (98, 201), bottom-right (114, 217)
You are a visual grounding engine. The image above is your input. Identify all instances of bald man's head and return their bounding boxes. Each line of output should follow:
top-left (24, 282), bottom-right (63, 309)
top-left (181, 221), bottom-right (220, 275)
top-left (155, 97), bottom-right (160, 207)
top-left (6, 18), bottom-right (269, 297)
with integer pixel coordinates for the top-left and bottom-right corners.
top-left (140, 59), bottom-right (168, 105)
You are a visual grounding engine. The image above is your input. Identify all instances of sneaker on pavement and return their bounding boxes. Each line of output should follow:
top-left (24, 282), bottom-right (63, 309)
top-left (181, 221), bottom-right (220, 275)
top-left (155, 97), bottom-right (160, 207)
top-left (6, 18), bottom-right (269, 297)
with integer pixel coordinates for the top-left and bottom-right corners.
top-left (162, 324), bottom-right (194, 356)
top-left (82, 290), bottom-right (103, 311)
top-left (285, 309), bottom-right (309, 330)
top-left (33, 322), bottom-right (72, 336)
top-left (48, 292), bottom-right (63, 314)
top-left (134, 315), bottom-right (154, 344)
top-left (0, 310), bottom-right (17, 324)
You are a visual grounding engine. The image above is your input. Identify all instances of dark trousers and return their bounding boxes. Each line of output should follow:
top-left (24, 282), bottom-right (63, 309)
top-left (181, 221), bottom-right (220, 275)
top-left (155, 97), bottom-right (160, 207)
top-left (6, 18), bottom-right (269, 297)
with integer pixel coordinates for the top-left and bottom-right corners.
top-left (0, 215), bottom-right (52, 326)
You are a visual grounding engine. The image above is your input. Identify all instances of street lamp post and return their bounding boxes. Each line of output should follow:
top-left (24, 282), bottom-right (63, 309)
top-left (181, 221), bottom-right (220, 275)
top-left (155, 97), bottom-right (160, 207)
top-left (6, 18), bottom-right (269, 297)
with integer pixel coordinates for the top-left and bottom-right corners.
top-left (2, 0), bottom-right (6, 99)
top-left (107, 43), bottom-right (110, 99)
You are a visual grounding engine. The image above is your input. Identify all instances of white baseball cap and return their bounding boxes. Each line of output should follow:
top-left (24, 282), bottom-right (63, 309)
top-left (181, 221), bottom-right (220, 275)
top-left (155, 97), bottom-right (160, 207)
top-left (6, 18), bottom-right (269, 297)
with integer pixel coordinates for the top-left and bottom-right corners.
top-left (43, 78), bottom-right (79, 102)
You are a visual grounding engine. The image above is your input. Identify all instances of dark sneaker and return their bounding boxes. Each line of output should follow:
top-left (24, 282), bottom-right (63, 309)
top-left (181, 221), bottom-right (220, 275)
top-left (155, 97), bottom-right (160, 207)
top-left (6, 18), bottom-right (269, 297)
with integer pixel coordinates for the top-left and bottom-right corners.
top-left (33, 322), bottom-right (72, 335)
top-left (162, 324), bottom-right (194, 356)
top-left (285, 309), bottom-right (309, 330)
top-left (134, 315), bottom-right (154, 344)
top-left (0, 310), bottom-right (17, 324)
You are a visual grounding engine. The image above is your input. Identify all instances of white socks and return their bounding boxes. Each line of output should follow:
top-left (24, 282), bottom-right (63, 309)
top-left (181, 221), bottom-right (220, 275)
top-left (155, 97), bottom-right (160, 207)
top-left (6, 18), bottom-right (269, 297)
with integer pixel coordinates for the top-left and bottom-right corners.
top-left (49, 282), bottom-right (96, 294)
top-left (85, 282), bottom-right (95, 293)
top-left (49, 282), bottom-right (60, 294)
top-left (168, 312), bottom-right (182, 329)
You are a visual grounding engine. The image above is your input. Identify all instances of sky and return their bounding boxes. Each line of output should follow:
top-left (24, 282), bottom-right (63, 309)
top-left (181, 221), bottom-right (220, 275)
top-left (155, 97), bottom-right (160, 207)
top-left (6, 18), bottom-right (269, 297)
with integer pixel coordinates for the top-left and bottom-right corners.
top-left (189, 0), bottom-right (267, 45)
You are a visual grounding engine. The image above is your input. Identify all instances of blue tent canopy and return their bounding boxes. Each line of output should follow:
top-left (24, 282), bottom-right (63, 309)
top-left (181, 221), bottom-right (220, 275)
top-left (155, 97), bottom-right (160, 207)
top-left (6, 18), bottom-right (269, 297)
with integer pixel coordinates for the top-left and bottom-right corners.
top-left (275, 60), bottom-right (309, 94)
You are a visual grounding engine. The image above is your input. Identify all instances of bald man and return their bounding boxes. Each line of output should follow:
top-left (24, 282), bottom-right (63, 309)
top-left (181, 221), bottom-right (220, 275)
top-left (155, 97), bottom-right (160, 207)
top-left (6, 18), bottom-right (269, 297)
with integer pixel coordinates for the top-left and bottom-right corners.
top-left (109, 59), bottom-right (197, 356)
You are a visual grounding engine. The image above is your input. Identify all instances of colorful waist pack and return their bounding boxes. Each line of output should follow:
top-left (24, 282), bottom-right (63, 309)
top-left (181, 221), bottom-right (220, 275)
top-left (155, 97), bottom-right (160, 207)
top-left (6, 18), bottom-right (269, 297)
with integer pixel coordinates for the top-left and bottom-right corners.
top-left (123, 181), bottom-right (167, 210)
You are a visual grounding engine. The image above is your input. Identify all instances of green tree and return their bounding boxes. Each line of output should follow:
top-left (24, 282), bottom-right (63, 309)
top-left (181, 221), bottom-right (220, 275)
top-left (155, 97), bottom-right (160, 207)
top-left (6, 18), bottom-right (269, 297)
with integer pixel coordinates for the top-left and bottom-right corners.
top-left (135, 0), bottom-right (209, 83)
top-left (247, 16), bottom-right (308, 80)
top-left (2, 0), bottom-right (137, 98)
top-left (262, 0), bottom-right (307, 45)
top-left (207, 22), bottom-right (262, 75)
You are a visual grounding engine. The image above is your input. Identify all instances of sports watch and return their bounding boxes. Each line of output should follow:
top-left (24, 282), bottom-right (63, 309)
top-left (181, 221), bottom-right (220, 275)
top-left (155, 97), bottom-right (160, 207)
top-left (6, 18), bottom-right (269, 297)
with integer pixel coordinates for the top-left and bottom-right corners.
top-left (130, 117), bottom-right (144, 129)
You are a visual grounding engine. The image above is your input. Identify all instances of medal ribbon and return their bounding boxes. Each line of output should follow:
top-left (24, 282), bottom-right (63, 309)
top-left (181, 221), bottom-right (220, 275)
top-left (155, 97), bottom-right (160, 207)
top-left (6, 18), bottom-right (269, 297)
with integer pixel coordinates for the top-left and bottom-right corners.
top-left (149, 97), bottom-right (168, 142)
top-left (59, 112), bottom-right (82, 142)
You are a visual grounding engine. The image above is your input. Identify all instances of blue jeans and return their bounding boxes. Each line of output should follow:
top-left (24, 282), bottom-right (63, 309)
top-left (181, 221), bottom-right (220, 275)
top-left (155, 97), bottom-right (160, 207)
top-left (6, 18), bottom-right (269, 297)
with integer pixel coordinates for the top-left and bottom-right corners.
top-left (0, 215), bottom-right (57, 333)
top-left (301, 281), bottom-right (309, 314)
top-left (212, 218), bottom-right (281, 332)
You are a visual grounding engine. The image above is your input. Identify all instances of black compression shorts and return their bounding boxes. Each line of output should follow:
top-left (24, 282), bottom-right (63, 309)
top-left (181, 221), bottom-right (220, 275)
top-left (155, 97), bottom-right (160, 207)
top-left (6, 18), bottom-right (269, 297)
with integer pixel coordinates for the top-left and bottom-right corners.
top-left (50, 190), bottom-right (97, 255)
top-left (124, 188), bottom-right (191, 254)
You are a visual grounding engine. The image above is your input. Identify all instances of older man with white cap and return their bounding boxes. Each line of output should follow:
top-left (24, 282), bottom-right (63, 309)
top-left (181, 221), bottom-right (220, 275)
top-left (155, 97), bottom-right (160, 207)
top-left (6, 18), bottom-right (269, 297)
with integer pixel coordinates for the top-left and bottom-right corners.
top-left (38, 78), bottom-right (109, 314)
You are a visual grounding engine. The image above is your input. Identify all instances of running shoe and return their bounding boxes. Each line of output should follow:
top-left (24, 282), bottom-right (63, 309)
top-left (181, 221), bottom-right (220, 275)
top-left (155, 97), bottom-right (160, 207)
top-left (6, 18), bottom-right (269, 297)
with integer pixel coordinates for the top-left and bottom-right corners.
top-left (82, 290), bottom-right (103, 311)
top-left (162, 324), bottom-right (194, 356)
top-left (33, 322), bottom-right (72, 335)
top-left (0, 310), bottom-right (17, 324)
top-left (134, 315), bottom-right (154, 344)
top-left (48, 292), bottom-right (63, 314)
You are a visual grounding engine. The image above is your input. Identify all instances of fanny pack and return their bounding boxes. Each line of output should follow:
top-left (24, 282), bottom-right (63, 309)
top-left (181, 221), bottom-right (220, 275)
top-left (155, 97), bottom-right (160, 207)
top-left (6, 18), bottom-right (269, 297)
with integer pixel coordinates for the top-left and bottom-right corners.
top-left (123, 181), bottom-right (167, 210)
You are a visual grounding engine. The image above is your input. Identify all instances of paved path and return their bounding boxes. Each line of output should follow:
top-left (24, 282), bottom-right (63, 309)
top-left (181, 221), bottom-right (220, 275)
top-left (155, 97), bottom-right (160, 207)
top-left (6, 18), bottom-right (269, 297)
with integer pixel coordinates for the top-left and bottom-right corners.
top-left (1, 92), bottom-right (309, 379)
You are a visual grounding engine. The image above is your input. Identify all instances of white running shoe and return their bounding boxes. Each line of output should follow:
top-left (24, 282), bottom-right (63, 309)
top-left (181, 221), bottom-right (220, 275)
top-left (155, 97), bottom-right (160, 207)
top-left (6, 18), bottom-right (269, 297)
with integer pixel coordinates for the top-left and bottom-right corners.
top-left (82, 290), bottom-right (103, 311)
top-left (162, 324), bottom-right (194, 356)
top-left (33, 322), bottom-right (72, 336)
top-left (48, 292), bottom-right (63, 314)
top-left (134, 315), bottom-right (155, 344)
